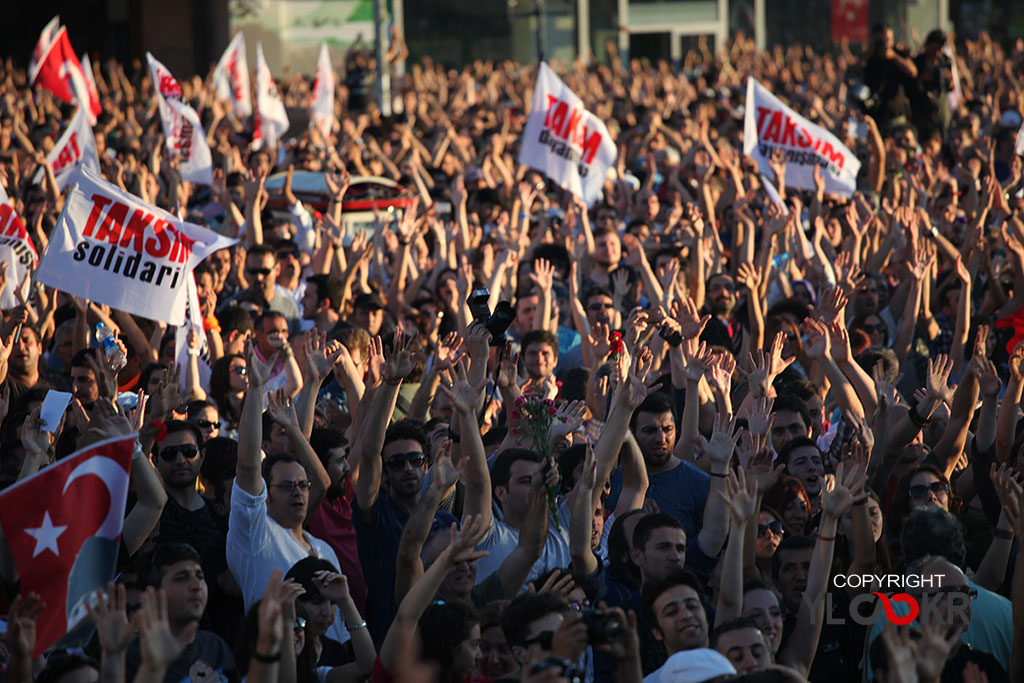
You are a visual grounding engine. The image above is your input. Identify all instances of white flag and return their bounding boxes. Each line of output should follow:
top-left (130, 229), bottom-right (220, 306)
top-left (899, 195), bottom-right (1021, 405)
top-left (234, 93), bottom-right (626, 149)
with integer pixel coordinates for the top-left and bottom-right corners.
top-left (253, 42), bottom-right (289, 150)
top-left (166, 99), bottom-right (213, 186)
top-left (518, 63), bottom-right (616, 206)
top-left (1016, 121), bottom-right (1024, 157)
top-left (175, 274), bottom-right (212, 392)
top-left (311, 43), bottom-right (335, 139)
top-left (79, 54), bottom-right (101, 125)
top-left (743, 78), bottom-right (861, 197)
top-left (34, 107), bottom-right (100, 191)
top-left (146, 52), bottom-right (184, 151)
top-left (212, 33), bottom-right (251, 118)
top-left (35, 165), bottom-right (237, 325)
top-left (0, 201), bottom-right (38, 311)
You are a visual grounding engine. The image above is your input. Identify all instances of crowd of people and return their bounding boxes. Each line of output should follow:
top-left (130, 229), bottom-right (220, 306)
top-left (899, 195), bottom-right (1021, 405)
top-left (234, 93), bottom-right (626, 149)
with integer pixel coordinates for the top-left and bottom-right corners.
top-left (0, 22), bottom-right (1023, 683)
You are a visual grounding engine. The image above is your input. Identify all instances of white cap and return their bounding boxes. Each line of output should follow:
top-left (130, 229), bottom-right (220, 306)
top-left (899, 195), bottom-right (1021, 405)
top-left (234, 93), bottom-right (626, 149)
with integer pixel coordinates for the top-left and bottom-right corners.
top-left (649, 649), bottom-right (737, 683)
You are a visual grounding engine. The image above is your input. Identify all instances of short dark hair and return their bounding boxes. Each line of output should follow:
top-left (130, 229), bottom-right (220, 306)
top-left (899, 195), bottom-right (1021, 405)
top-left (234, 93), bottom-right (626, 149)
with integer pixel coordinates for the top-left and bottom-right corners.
top-left (186, 399), bottom-right (219, 419)
top-left (420, 601), bottom-right (481, 673)
top-left (306, 274), bottom-right (345, 313)
top-left (200, 437), bottom-right (237, 483)
top-left (383, 419), bottom-right (430, 461)
top-left (642, 569), bottom-right (705, 631)
top-left (219, 305), bottom-right (255, 335)
top-left (522, 329), bottom-right (560, 359)
top-left (70, 347), bottom-right (100, 370)
top-left (630, 392), bottom-right (675, 431)
top-left (632, 513), bottom-right (684, 552)
top-left (501, 591), bottom-right (567, 647)
top-left (770, 395), bottom-right (811, 430)
top-left (900, 506), bottom-right (966, 567)
top-left (154, 420), bottom-right (204, 455)
top-left (254, 310), bottom-right (286, 331)
top-left (775, 437), bottom-right (820, 471)
top-left (491, 448), bottom-right (543, 495)
top-left (709, 616), bottom-right (765, 650)
top-left (771, 535), bottom-right (816, 581)
top-left (247, 243), bottom-right (277, 261)
top-left (261, 453), bottom-right (310, 484)
top-left (145, 543), bottom-right (203, 587)
top-left (309, 426), bottom-right (347, 463)
top-left (582, 285), bottom-right (614, 305)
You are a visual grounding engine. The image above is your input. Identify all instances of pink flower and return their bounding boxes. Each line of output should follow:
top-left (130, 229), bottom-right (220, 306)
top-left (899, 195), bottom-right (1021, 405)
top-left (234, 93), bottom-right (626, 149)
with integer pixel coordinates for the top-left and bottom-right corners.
top-left (546, 403), bottom-right (557, 415)
top-left (510, 408), bottom-right (522, 421)
top-left (514, 395), bottom-right (526, 407)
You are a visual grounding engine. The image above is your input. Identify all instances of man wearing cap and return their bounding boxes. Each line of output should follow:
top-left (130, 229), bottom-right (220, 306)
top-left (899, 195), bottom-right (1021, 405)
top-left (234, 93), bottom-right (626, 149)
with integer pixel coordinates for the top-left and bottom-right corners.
top-left (352, 292), bottom-right (386, 337)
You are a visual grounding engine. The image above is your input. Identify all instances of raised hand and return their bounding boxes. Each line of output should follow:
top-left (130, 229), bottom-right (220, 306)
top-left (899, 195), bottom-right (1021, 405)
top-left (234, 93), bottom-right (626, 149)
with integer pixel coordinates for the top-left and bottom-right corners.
top-left (528, 258), bottom-right (555, 291)
top-left (707, 352), bottom-right (736, 397)
top-left (135, 587), bottom-right (195, 672)
top-left (816, 287), bottom-right (849, 325)
top-left (382, 329), bottom-right (421, 385)
top-left (674, 297), bottom-right (711, 339)
top-left (245, 336), bottom-right (278, 388)
top-left (366, 335), bottom-right (385, 388)
top-left (683, 341), bottom-right (714, 383)
top-left (266, 389), bottom-right (300, 429)
top-left (434, 332), bottom-right (463, 373)
top-left (21, 406), bottom-right (53, 457)
top-left (1009, 341), bottom-right (1024, 383)
top-left (820, 461), bottom-right (866, 519)
top-left (747, 396), bottom-right (774, 438)
top-left (924, 354), bottom-right (955, 405)
top-left (613, 349), bottom-right (654, 410)
top-left (429, 438), bottom-right (462, 495)
top-left (550, 399), bottom-right (587, 442)
top-left (443, 514), bottom-right (490, 566)
top-left (697, 413), bottom-right (740, 467)
top-left (7, 593), bottom-right (44, 662)
top-left (766, 331), bottom-right (795, 379)
top-left (439, 357), bottom-right (486, 415)
top-left (801, 318), bottom-right (831, 361)
top-left (970, 355), bottom-right (1002, 398)
top-left (718, 466), bottom-right (758, 526)
top-left (311, 570), bottom-right (352, 604)
top-left (85, 582), bottom-right (133, 655)
top-left (303, 330), bottom-right (345, 382)
top-left (463, 320), bottom-right (491, 365)
top-left (735, 262), bottom-right (762, 293)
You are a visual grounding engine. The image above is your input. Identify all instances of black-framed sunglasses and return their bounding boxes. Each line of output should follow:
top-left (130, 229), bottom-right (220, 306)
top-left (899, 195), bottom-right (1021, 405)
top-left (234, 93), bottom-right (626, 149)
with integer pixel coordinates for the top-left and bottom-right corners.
top-left (293, 617), bottom-right (307, 630)
top-left (192, 419), bottom-right (218, 429)
top-left (231, 365), bottom-right (248, 376)
top-left (758, 521), bottom-right (785, 538)
top-left (247, 267), bottom-right (273, 276)
top-left (908, 481), bottom-right (949, 501)
top-left (159, 444), bottom-right (200, 462)
top-left (278, 250), bottom-right (300, 261)
top-left (385, 452), bottom-right (427, 472)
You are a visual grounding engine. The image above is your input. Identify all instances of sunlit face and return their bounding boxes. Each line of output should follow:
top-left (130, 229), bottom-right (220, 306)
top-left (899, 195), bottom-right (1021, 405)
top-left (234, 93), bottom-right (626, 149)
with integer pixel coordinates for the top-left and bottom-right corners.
top-left (245, 252), bottom-right (279, 298)
top-left (381, 438), bottom-right (428, 500)
top-left (840, 495), bottom-right (883, 542)
top-left (856, 315), bottom-right (887, 347)
top-left (523, 341), bottom-right (556, 380)
top-left (742, 589), bottom-right (783, 654)
top-left (585, 294), bottom-right (616, 327)
top-left (786, 445), bottom-right (824, 498)
top-left (229, 357), bottom-right (249, 392)
top-left (716, 626), bottom-right (772, 674)
top-left (10, 329), bottom-right (41, 373)
top-left (782, 496), bottom-right (810, 535)
top-left (756, 512), bottom-right (783, 558)
top-left (155, 429), bottom-right (203, 490)
top-left (631, 527), bottom-right (686, 583)
top-left (908, 471), bottom-right (949, 511)
top-left (265, 461), bottom-right (310, 528)
top-left (708, 275), bottom-right (736, 316)
top-left (257, 315), bottom-right (289, 357)
top-left (71, 366), bottom-right (99, 404)
top-left (594, 233), bottom-right (621, 267)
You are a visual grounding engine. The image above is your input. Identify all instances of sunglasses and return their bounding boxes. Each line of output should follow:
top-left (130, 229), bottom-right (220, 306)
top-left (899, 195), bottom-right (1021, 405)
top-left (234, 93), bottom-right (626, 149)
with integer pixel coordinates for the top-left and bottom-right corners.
top-left (587, 303), bottom-right (615, 312)
top-left (231, 366), bottom-right (248, 376)
top-left (278, 250), bottom-right (300, 260)
top-left (247, 267), bottom-right (273, 276)
top-left (758, 521), bottom-right (785, 538)
top-left (523, 631), bottom-right (554, 650)
top-left (293, 617), bottom-right (307, 630)
top-left (863, 323), bottom-right (888, 334)
top-left (159, 444), bottom-right (200, 461)
top-left (192, 419), bottom-right (218, 429)
top-left (385, 452), bottom-right (427, 472)
top-left (270, 480), bottom-right (312, 492)
top-left (908, 481), bottom-right (949, 500)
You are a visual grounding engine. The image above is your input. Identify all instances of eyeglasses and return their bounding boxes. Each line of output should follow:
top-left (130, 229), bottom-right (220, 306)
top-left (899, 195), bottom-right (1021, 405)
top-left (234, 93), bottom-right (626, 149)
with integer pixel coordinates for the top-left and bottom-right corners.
top-left (278, 250), bottom-right (300, 261)
top-left (247, 267), bottom-right (273, 277)
top-left (270, 480), bottom-right (312, 492)
top-left (908, 481), bottom-right (949, 501)
top-left (523, 630), bottom-right (554, 650)
top-left (158, 444), bottom-right (200, 462)
top-left (863, 323), bottom-right (888, 335)
top-left (231, 366), bottom-right (248, 376)
top-left (192, 419), bottom-right (218, 429)
top-left (587, 303), bottom-right (615, 312)
top-left (293, 617), bottom-right (307, 630)
top-left (385, 452), bottom-right (427, 472)
top-left (758, 521), bottom-right (785, 538)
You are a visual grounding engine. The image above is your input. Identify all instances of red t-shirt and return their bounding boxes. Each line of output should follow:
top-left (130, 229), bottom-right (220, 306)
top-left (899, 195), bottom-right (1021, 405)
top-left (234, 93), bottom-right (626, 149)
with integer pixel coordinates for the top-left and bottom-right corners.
top-left (308, 479), bottom-right (368, 615)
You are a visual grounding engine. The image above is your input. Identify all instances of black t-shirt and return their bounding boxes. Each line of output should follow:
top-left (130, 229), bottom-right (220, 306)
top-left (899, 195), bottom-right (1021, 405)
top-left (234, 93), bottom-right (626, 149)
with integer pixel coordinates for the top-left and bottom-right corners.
top-left (125, 630), bottom-right (238, 683)
top-left (781, 588), bottom-right (861, 683)
top-left (863, 53), bottom-right (914, 124)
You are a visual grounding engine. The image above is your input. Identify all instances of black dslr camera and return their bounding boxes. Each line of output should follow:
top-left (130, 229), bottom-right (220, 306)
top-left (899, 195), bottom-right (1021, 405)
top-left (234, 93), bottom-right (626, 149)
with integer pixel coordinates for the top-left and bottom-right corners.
top-left (467, 289), bottom-right (515, 346)
top-left (580, 608), bottom-right (623, 645)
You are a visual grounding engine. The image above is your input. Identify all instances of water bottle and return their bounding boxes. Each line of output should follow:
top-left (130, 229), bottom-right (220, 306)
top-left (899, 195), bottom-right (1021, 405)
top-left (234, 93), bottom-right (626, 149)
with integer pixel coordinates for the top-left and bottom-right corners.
top-left (95, 323), bottom-right (127, 372)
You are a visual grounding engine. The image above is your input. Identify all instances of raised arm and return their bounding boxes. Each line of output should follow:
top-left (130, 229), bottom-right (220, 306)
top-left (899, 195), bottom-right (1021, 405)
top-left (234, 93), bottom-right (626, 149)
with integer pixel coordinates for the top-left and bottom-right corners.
top-left (438, 358), bottom-right (491, 527)
top-left (266, 389), bottom-right (331, 519)
top-left (695, 415), bottom-right (740, 556)
top-left (714, 469), bottom-right (757, 626)
top-left (496, 463), bottom-right (548, 598)
top-left (236, 338), bottom-right (276, 494)
top-left (570, 447), bottom-right (601, 578)
top-left (779, 462), bottom-right (862, 678)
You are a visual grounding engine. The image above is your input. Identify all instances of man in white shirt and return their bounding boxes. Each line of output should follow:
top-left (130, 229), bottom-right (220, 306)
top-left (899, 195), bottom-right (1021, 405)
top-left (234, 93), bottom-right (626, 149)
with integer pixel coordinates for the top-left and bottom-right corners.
top-left (226, 337), bottom-right (350, 643)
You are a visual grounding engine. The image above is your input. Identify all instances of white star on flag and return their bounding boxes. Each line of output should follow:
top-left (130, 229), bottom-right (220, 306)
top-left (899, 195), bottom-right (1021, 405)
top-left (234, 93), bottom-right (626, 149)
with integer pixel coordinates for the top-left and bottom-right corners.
top-left (25, 511), bottom-right (67, 557)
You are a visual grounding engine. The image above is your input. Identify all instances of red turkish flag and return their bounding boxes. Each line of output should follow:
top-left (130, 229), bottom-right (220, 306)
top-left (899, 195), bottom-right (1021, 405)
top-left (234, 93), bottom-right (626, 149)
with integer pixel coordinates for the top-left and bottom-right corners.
top-left (0, 435), bottom-right (133, 656)
top-left (831, 0), bottom-right (870, 44)
top-left (30, 27), bottom-right (100, 119)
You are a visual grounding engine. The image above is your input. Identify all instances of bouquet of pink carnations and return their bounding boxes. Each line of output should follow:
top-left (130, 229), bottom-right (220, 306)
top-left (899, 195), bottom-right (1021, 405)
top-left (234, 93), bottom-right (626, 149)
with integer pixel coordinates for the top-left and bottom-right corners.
top-left (510, 394), bottom-right (563, 530)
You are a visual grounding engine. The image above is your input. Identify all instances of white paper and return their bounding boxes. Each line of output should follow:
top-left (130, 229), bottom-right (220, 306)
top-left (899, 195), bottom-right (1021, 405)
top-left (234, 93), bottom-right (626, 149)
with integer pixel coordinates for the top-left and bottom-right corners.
top-left (39, 390), bottom-right (72, 433)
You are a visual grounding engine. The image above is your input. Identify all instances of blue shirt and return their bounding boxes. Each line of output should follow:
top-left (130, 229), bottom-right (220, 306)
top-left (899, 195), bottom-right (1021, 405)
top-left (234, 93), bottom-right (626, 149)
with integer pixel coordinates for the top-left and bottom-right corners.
top-left (353, 493), bottom-right (457, 645)
top-left (645, 461), bottom-right (709, 541)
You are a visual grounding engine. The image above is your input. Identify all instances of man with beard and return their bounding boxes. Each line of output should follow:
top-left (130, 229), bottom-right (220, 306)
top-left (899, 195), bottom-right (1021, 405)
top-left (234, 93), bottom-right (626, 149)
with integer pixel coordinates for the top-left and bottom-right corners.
top-left (586, 226), bottom-right (626, 289)
top-left (521, 330), bottom-right (559, 388)
top-left (557, 285), bottom-right (620, 371)
top-left (0, 325), bottom-right (61, 400)
top-left (307, 426), bottom-right (369, 615)
top-left (218, 244), bottom-right (301, 334)
top-left (274, 238), bottom-right (306, 306)
top-left (700, 272), bottom-right (746, 356)
top-left (125, 543), bottom-right (237, 683)
top-left (301, 274), bottom-right (344, 334)
top-left (152, 421), bottom-right (231, 630)
top-left (354, 419), bottom-right (457, 644)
